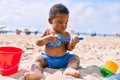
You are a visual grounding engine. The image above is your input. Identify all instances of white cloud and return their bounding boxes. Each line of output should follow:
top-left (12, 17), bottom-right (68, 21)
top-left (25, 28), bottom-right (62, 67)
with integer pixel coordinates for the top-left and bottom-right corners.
top-left (67, 2), bottom-right (120, 33)
top-left (0, 0), bottom-right (51, 28)
top-left (0, 0), bottom-right (120, 33)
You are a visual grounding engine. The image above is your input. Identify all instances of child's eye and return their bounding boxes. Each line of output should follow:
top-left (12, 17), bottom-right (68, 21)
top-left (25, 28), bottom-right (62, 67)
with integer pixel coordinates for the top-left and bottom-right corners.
top-left (58, 21), bottom-right (63, 24)
top-left (57, 21), bottom-right (67, 25)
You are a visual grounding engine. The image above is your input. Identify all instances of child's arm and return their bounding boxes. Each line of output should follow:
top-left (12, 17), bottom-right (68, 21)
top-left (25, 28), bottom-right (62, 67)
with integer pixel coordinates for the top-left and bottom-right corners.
top-left (36, 30), bottom-right (57, 46)
top-left (67, 36), bottom-right (79, 51)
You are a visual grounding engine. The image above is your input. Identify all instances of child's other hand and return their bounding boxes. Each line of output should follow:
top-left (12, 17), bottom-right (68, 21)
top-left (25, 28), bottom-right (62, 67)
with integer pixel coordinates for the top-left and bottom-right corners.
top-left (70, 36), bottom-right (79, 45)
top-left (68, 36), bottom-right (79, 50)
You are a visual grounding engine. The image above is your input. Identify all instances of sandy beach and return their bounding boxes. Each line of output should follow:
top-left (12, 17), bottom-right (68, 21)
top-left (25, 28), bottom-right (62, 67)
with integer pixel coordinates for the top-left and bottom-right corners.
top-left (0, 34), bottom-right (120, 80)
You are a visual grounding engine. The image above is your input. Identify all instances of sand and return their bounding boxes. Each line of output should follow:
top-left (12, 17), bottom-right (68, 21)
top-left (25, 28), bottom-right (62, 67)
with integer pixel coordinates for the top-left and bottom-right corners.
top-left (0, 34), bottom-right (120, 80)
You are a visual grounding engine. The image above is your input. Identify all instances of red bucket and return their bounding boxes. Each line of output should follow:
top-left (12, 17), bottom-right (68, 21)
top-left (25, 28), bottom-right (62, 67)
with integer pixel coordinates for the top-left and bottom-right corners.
top-left (0, 46), bottom-right (23, 76)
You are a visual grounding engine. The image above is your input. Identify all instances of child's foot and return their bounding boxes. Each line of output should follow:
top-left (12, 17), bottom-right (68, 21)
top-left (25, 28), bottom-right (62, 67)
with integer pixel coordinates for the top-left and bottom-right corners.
top-left (63, 68), bottom-right (80, 78)
top-left (23, 71), bottom-right (43, 80)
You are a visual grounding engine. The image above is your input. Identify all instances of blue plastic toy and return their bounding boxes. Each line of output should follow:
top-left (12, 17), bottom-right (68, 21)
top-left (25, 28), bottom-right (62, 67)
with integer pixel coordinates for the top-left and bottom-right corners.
top-left (47, 34), bottom-right (61, 47)
top-left (108, 73), bottom-right (120, 80)
top-left (47, 34), bottom-right (83, 47)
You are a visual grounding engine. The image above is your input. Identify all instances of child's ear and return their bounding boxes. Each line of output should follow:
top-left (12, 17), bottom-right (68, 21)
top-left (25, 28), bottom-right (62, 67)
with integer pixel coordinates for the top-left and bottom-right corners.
top-left (48, 18), bottom-right (53, 24)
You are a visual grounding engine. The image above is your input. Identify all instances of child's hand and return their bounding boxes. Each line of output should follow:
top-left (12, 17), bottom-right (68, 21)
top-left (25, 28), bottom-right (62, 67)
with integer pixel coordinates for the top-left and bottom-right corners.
top-left (47, 34), bottom-right (58, 44)
top-left (36, 34), bottom-right (59, 46)
top-left (70, 36), bottom-right (79, 44)
top-left (69, 36), bottom-right (79, 48)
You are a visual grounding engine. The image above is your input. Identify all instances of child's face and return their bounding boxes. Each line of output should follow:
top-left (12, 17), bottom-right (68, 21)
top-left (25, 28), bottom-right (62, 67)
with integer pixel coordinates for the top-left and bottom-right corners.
top-left (49, 13), bottom-right (69, 33)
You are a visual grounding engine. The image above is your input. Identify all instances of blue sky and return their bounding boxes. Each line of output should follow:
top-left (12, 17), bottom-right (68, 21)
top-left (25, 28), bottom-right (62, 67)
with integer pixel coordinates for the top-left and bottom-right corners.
top-left (0, 0), bottom-right (120, 34)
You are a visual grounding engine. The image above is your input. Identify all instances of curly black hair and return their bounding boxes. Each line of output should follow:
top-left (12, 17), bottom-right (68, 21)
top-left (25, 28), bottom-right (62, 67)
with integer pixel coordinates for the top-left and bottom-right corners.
top-left (49, 3), bottom-right (69, 18)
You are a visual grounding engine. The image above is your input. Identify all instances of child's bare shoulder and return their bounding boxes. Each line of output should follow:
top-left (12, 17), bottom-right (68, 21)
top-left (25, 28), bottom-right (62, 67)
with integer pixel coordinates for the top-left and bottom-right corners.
top-left (62, 31), bottom-right (71, 38)
top-left (43, 28), bottom-right (51, 33)
top-left (41, 28), bottom-right (52, 36)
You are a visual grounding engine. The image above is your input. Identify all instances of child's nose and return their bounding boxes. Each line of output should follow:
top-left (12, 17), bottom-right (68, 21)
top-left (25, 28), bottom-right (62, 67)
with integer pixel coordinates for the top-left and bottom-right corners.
top-left (62, 23), bottom-right (66, 28)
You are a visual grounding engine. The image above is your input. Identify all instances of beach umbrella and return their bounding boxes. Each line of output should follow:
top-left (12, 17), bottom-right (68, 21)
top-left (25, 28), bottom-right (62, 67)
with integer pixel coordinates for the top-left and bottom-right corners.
top-left (70, 29), bottom-right (75, 33)
top-left (0, 26), bottom-right (7, 34)
top-left (70, 29), bottom-right (76, 35)
top-left (114, 32), bottom-right (120, 37)
top-left (114, 32), bottom-right (120, 35)
top-left (0, 26), bottom-right (7, 29)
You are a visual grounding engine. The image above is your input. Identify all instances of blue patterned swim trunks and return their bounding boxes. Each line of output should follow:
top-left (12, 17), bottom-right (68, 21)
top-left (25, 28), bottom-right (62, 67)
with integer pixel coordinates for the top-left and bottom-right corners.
top-left (41, 52), bottom-right (75, 69)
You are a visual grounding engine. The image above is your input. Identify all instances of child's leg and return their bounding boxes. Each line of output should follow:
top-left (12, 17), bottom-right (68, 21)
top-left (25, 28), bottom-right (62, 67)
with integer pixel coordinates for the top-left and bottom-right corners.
top-left (63, 55), bottom-right (80, 78)
top-left (23, 56), bottom-right (48, 80)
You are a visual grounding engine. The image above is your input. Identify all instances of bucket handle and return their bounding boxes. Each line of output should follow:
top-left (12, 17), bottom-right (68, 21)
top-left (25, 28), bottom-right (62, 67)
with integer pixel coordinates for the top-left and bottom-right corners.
top-left (0, 63), bottom-right (19, 71)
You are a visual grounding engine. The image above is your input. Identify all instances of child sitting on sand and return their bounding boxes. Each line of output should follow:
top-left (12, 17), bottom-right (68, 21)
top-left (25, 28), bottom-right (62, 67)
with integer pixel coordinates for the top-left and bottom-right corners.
top-left (22, 3), bottom-right (80, 80)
